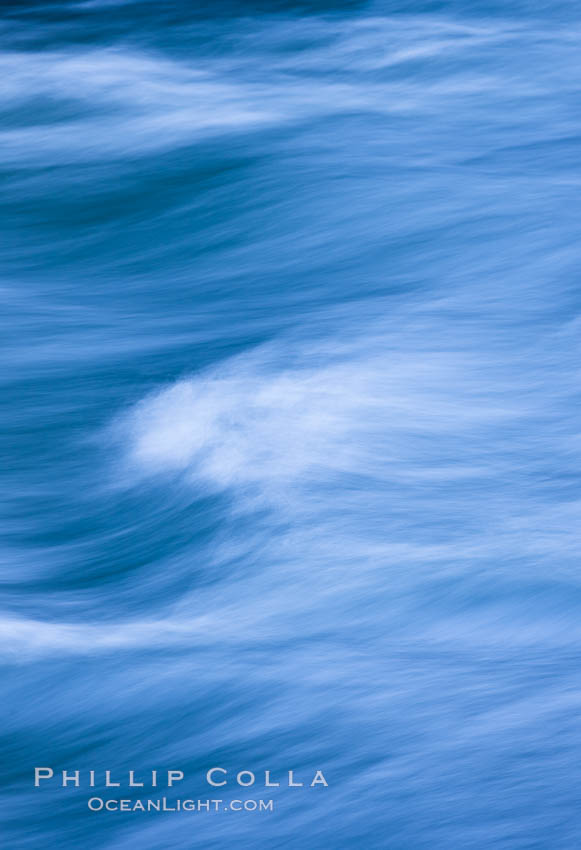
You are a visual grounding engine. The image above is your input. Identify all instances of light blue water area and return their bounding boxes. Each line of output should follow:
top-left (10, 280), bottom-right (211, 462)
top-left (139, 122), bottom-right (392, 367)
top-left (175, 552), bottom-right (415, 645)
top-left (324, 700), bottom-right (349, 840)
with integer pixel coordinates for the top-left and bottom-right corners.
top-left (2, 1), bottom-right (581, 847)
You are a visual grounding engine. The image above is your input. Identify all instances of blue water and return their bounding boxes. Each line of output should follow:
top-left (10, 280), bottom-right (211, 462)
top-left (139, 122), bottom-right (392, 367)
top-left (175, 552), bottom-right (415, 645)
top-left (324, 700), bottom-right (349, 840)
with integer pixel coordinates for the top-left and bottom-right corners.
top-left (3, 1), bottom-right (581, 847)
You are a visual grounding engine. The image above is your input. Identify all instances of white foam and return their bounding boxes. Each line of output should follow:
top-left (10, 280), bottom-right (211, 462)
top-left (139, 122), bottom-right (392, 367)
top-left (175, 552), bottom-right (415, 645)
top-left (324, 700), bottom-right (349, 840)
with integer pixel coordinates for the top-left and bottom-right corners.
top-left (119, 317), bottom-right (517, 505)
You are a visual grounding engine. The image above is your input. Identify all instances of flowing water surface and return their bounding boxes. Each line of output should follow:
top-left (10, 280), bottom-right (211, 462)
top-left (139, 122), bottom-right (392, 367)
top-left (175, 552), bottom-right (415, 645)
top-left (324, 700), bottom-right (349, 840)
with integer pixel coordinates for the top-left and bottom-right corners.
top-left (3, 1), bottom-right (581, 847)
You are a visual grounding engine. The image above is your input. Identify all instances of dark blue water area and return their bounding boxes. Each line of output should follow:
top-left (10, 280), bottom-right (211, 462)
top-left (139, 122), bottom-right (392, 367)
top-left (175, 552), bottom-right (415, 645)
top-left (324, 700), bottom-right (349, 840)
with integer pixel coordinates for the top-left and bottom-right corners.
top-left (3, 1), bottom-right (581, 847)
